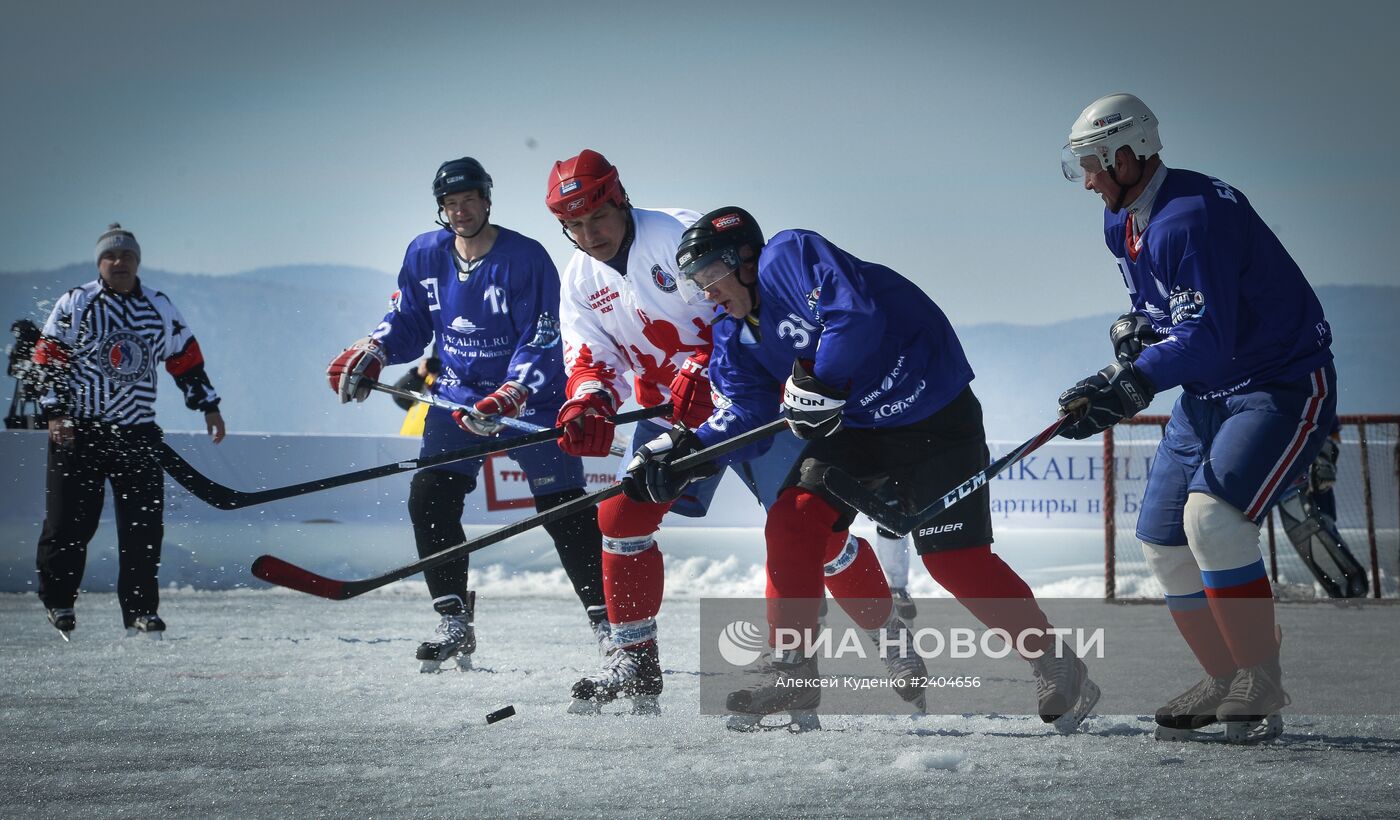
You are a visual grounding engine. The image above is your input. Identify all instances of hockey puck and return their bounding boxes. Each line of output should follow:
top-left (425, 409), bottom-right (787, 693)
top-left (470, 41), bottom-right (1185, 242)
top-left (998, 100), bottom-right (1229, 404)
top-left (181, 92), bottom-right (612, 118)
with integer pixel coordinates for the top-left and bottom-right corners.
top-left (486, 705), bottom-right (516, 724)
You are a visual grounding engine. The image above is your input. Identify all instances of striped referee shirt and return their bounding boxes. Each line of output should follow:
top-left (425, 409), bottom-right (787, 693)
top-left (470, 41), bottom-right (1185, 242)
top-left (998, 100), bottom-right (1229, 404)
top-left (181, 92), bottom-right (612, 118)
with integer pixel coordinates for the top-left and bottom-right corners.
top-left (33, 278), bottom-right (220, 425)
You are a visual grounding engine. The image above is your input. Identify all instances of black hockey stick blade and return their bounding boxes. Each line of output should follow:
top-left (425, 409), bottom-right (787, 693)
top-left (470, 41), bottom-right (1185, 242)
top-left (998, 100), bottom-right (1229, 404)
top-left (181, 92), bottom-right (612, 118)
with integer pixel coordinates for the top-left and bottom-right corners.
top-left (159, 404), bottom-right (670, 511)
top-left (252, 418), bottom-right (790, 599)
top-left (823, 415), bottom-right (1073, 537)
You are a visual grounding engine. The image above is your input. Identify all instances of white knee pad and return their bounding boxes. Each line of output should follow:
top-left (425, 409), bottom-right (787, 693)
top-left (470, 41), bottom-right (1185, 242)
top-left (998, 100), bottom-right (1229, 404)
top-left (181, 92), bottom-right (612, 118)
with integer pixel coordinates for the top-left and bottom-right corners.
top-left (602, 533), bottom-right (656, 556)
top-left (1183, 493), bottom-right (1262, 572)
top-left (1141, 541), bottom-right (1204, 597)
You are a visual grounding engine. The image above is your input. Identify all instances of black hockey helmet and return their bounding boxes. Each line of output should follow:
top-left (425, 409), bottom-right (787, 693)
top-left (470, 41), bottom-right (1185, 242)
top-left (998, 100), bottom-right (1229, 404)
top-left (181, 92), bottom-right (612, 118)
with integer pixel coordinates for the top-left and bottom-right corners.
top-left (433, 157), bottom-right (493, 204)
top-left (677, 207), bottom-right (764, 277)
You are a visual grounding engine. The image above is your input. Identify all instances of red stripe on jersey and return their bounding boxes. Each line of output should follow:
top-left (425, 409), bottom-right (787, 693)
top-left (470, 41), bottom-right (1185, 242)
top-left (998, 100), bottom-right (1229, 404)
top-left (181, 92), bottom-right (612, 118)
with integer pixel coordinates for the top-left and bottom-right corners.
top-left (164, 338), bottom-right (206, 377)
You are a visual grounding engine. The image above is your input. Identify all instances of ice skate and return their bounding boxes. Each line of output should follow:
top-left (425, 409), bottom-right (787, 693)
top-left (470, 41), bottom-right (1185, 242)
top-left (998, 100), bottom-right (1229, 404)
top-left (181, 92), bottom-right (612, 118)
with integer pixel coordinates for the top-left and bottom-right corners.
top-left (1030, 644), bottom-right (1100, 733)
top-left (1153, 672), bottom-right (1234, 741)
top-left (872, 613), bottom-right (928, 712)
top-left (1215, 658), bottom-right (1288, 745)
top-left (890, 587), bottom-right (917, 624)
top-left (569, 640), bottom-right (663, 716)
top-left (416, 592), bottom-right (475, 673)
top-left (47, 607), bottom-right (75, 642)
top-left (724, 650), bottom-right (823, 733)
top-left (125, 614), bottom-right (165, 640)
top-left (588, 610), bottom-right (614, 657)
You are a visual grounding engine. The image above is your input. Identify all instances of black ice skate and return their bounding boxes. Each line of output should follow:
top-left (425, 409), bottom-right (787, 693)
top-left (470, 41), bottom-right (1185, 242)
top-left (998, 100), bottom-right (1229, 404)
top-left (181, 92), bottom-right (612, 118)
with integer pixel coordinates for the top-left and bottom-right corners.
top-left (416, 592), bottom-right (475, 673)
top-left (47, 607), bottom-right (75, 642)
top-left (725, 650), bottom-right (822, 733)
top-left (125, 614), bottom-right (166, 640)
top-left (569, 640), bottom-right (663, 715)
top-left (588, 608), bottom-right (613, 656)
top-left (1214, 658), bottom-right (1288, 744)
top-left (1030, 644), bottom-right (1100, 733)
top-left (1154, 672), bottom-right (1235, 741)
top-left (871, 613), bottom-right (928, 712)
top-left (890, 587), bottom-right (917, 624)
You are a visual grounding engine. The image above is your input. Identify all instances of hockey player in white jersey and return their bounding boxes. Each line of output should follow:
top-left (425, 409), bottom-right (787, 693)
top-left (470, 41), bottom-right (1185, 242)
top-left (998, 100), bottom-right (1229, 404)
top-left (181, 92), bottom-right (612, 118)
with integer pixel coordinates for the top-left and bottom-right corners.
top-left (545, 151), bottom-right (913, 715)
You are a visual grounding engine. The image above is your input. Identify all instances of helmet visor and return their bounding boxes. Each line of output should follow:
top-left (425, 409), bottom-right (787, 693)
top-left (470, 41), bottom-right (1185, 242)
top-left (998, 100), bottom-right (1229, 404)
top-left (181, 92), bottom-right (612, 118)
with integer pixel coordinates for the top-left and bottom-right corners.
top-left (1061, 143), bottom-right (1107, 181)
top-left (676, 247), bottom-right (740, 304)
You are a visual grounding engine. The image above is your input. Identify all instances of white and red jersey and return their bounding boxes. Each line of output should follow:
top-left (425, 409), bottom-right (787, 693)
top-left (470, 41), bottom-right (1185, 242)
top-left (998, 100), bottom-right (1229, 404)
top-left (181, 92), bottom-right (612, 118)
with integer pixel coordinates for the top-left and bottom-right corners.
top-left (559, 207), bottom-right (714, 409)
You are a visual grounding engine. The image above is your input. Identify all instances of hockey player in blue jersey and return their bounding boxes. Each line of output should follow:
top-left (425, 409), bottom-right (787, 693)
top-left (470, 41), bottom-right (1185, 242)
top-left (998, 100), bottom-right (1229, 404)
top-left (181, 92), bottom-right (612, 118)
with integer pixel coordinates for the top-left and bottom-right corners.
top-left (543, 152), bottom-right (903, 718)
top-left (327, 157), bottom-right (608, 671)
top-left (1058, 93), bottom-right (1337, 743)
top-left (625, 207), bottom-right (1100, 732)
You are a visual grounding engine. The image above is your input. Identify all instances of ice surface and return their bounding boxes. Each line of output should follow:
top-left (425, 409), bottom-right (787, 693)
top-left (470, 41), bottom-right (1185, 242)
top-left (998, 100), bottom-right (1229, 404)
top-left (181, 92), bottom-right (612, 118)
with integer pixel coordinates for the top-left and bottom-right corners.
top-left (3, 531), bottom-right (1398, 818)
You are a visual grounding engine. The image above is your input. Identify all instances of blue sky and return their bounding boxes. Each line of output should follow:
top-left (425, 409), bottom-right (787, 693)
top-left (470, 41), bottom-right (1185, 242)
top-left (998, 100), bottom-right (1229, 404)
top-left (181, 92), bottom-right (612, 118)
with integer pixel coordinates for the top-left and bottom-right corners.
top-left (2, 0), bottom-right (1395, 325)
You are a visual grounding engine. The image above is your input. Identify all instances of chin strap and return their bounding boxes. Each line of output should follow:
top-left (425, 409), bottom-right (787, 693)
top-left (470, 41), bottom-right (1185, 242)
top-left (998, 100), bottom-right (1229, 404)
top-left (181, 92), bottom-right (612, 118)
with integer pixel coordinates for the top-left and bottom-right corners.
top-left (1106, 159), bottom-right (1146, 213)
top-left (436, 207), bottom-right (492, 239)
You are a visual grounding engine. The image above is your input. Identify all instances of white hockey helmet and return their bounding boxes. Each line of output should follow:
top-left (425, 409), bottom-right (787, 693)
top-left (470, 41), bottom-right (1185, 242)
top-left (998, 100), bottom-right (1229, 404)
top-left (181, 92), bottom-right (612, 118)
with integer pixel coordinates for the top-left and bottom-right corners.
top-left (1061, 93), bottom-right (1162, 181)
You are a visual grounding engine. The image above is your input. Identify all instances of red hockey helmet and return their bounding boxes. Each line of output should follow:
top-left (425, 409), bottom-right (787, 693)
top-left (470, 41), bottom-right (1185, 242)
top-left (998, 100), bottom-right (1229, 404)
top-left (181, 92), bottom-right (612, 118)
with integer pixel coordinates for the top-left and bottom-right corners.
top-left (545, 149), bottom-right (627, 220)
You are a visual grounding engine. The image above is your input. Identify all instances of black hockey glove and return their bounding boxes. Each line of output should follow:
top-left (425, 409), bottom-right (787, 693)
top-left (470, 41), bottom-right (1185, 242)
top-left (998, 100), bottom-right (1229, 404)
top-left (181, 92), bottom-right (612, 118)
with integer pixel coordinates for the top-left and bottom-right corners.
top-left (782, 359), bottom-right (848, 440)
top-left (1057, 362), bottom-right (1155, 440)
top-left (621, 424), bottom-right (720, 505)
top-left (1310, 435), bottom-right (1340, 493)
top-left (1109, 312), bottom-right (1165, 365)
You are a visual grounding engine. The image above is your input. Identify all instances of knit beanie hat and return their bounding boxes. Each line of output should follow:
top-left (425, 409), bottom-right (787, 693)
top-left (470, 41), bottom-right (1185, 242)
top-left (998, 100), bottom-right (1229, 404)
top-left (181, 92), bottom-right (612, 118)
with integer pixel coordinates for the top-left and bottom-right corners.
top-left (96, 223), bottom-right (141, 262)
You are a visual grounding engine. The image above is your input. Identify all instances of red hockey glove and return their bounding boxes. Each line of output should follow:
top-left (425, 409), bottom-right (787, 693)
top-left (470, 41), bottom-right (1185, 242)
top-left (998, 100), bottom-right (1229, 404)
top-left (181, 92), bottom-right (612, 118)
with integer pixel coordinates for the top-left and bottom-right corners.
top-left (556, 391), bottom-right (616, 457)
top-left (327, 337), bottom-right (386, 403)
top-left (668, 353), bottom-right (715, 428)
top-left (454, 380), bottom-right (529, 436)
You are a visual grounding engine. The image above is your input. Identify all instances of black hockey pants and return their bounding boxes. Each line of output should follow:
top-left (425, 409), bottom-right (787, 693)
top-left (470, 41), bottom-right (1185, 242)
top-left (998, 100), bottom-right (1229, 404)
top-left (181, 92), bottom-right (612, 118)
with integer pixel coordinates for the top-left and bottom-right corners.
top-left (36, 422), bottom-right (165, 625)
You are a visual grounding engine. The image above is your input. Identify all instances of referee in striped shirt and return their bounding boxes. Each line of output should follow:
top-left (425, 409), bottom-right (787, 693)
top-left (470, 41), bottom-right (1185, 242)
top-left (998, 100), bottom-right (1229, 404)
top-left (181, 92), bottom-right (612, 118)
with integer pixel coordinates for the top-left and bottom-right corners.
top-left (32, 224), bottom-right (226, 640)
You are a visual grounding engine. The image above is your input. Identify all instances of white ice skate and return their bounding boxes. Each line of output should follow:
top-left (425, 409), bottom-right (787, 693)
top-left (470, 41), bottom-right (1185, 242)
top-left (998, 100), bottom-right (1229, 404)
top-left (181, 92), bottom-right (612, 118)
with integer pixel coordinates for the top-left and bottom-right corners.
top-left (1215, 660), bottom-right (1288, 745)
top-left (724, 650), bottom-right (823, 733)
top-left (569, 641), bottom-right (663, 716)
top-left (872, 613), bottom-right (928, 712)
top-left (1030, 646), bottom-right (1100, 733)
top-left (1153, 672), bottom-right (1234, 742)
top-left (417, 592), bottom-right (475, 673)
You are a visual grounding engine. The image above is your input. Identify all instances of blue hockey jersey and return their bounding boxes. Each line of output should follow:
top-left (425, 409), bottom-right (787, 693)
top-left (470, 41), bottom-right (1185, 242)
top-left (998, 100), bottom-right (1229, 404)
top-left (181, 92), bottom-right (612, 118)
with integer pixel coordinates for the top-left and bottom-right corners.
top-left (1107, 168), bottom-right (1332, 397)
top-left (371, 227), bottom-right (566, 410)
top-left (696, 229), bottom-right (974, 455)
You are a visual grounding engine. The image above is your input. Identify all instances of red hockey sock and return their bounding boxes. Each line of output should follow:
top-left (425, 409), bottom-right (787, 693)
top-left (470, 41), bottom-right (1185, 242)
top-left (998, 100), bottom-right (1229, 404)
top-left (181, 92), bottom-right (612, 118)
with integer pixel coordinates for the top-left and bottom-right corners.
top-left (597, 494), bottom-right (670, 635)
top-left (824, 535), bottom-right (893, 630)
top-left (1165, 595), bottom-right (1237, 678)
top-left (922, 546), bottom-right (1053, 655)
top-left (601, 547), bottom-right (664, 628)
top-left (764, 488), bottom-right (833, 645)
top-left (1204, 575), bottom-right (1277, 669)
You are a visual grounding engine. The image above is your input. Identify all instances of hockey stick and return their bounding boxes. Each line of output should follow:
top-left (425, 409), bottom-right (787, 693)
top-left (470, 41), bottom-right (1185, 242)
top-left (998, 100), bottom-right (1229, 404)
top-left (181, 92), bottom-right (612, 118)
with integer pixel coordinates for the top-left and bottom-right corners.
top-left (251, 418), bottom-right (791, 600)
top-left (157, 404), bottom-right (669, 511)
top-left (822, 415), bottom-right (1073, 536)
top-left (367, 381), bottom-right (629, 456)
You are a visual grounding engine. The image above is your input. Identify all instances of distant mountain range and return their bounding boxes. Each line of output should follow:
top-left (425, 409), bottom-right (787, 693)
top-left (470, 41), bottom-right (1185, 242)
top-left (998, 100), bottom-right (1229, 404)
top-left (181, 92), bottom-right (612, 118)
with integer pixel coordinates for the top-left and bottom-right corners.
top-left (3, 265), bottom-right (1395, 438)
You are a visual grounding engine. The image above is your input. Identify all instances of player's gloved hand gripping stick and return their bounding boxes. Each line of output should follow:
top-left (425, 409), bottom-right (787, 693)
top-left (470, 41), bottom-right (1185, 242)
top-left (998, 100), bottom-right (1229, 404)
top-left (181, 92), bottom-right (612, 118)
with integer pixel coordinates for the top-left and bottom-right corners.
top-left (367, 380), bottom-right (630, 456)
